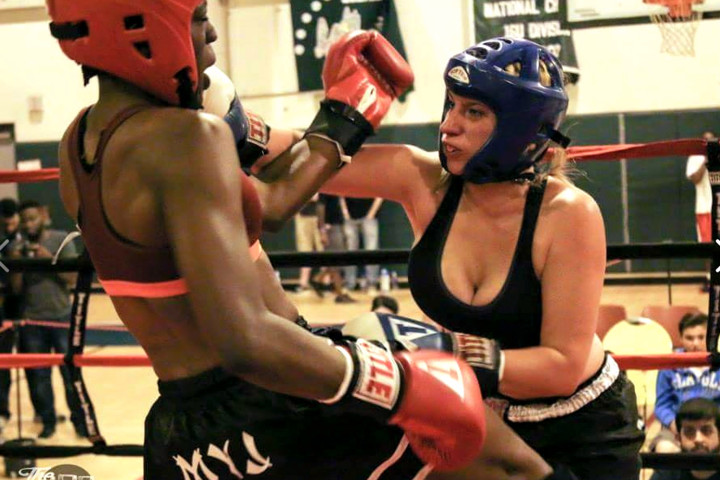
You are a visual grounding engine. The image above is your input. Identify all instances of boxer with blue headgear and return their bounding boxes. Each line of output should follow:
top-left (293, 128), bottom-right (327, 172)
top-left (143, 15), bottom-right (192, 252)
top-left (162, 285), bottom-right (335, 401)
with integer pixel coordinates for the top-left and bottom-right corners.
top-left (439, 38), bottom-right (571, 184)
top-left (321, 37), bottom-right (643, 480)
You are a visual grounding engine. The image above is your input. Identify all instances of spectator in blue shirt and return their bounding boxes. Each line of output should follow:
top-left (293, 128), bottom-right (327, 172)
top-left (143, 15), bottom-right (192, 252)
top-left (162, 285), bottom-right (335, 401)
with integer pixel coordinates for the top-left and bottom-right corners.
top-left (652, 313), bottom-right (720, 453)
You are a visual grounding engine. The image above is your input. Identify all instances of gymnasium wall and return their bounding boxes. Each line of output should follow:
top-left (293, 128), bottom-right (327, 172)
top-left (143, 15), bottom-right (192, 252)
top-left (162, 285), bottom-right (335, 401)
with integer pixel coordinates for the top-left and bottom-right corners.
top-left (1, 1), bottom-right (719, 273)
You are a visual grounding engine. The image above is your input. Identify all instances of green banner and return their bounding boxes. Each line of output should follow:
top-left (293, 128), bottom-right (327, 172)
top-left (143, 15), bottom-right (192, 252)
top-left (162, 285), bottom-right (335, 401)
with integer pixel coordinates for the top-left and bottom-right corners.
top-left (474, 0), bottom-right (579, 83)
top-left (290, 0), bottom-right (409, 92)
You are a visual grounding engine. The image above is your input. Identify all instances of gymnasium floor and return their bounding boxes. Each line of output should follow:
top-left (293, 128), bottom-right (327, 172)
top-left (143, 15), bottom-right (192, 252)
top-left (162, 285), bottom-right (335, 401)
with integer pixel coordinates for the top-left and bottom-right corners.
top-left (0, 282), bottom-right (709, 479)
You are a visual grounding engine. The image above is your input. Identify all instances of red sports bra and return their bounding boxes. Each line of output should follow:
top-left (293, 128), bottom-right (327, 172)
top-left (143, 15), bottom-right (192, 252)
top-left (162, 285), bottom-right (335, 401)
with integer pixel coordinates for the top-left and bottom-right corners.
top-left (67, 105), bottom-right (264, 298)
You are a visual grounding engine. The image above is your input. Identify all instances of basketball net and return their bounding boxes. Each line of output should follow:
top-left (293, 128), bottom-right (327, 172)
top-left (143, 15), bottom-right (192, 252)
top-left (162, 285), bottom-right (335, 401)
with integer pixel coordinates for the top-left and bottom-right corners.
top-left (645, 0), bottom-right (703, 56)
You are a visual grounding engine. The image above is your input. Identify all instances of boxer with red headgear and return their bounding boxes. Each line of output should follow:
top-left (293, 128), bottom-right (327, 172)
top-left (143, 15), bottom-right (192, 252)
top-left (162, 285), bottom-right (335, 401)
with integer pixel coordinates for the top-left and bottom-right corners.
top-left (49, 1), bottom-right (560, 478)
top-left (324, 37), bottom-right (644, 480)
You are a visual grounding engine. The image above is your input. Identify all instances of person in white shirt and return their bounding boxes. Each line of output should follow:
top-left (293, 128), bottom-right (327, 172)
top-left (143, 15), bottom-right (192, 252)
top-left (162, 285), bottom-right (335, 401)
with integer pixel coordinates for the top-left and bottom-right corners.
top-left (686, 131), bottom-right (716, 291)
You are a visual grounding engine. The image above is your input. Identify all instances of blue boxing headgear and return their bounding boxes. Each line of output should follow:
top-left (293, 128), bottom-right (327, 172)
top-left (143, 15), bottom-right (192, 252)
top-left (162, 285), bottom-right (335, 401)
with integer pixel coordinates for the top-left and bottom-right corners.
top-left (439, 38), bottom-right (570, 184)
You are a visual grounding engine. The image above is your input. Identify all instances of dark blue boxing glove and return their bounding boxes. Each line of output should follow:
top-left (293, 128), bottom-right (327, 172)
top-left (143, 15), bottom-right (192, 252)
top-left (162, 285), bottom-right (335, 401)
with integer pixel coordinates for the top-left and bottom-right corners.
top-left (342, 312), bottom-right (504, 397)
top-left (224, 95), bottom-right (271, 172)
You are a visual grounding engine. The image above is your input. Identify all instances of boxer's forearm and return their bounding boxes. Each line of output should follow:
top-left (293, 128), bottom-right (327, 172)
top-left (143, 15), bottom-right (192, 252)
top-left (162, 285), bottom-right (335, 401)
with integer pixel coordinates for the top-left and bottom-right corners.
top-left (250, 128), bottom-right (304, 182)
top-left (255, 137), bottom-right (343, 231)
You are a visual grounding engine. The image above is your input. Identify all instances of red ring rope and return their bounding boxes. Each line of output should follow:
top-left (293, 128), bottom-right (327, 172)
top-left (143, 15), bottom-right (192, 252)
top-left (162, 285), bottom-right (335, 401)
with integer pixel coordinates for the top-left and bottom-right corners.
top-left (0, 351), bottom-right (708, 370)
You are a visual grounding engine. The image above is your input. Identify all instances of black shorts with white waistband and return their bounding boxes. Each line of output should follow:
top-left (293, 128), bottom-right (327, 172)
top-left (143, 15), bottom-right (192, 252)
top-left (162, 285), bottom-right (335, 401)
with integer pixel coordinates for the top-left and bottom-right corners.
top-left (501, 355), bottom-right (645, 480)
top-left (143, 368), bottom-right (426, 480)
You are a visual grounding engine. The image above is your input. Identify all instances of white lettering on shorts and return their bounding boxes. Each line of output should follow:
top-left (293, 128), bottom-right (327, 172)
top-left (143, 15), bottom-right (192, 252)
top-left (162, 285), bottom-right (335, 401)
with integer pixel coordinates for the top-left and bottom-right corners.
top-left (174, 432), bottom-right (272, 479)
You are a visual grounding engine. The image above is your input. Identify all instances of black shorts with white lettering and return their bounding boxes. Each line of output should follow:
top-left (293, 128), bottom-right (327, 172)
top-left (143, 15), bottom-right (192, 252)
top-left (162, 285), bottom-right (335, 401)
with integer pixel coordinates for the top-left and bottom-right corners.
top-left (143, 368), bottom-right (426, 480)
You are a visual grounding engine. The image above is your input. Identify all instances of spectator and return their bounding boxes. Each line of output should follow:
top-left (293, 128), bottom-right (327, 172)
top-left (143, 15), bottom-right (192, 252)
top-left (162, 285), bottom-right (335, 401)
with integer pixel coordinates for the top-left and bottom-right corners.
top-left (0, 198), bottom-right (21, 432)
top-left (650, 398), bottom-right (720, 480)
top-left (340, 197), bottom-right (383, 292)
top-left (686, 131), bottom-right (716, 292)
top-left (293, 194), bottom-right (324, 295)
top-left (371, 295), bottom-right (399, 315)
top-left (318, 194), bottom-right (355, 303)
top-left (9, 201), bottom-right (85, 439)
top-left (653, 313), bottom-right (720, 453)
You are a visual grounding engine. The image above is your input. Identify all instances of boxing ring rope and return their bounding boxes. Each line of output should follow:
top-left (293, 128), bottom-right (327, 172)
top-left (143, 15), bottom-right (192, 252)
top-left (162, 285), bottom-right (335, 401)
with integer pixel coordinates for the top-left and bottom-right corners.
top-left (0, 349), bottom-right (715, 467)
top-left (0, 138), bottom-right (718, 471)
top-left (0, 241), bottom-right (713, 272)
top-left (549, 138), bottom-right (707, 161)
top-left (0, 351), bottom-right (710, 370)
top-left (1, 319), bottom-right (127, 332)
top-left (0, 351), bottom-right (716, 468)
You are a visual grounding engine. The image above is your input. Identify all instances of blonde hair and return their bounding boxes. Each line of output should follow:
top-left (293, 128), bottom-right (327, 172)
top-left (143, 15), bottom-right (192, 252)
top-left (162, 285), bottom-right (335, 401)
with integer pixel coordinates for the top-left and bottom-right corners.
top-left (435, 168), bottom-right (452, 192)
top-left (504, 61), bottom-right (555, 87)
top-left (505, 60), bottom-right (575, 185)
top-left (535, 148), bottom-right (576, 186)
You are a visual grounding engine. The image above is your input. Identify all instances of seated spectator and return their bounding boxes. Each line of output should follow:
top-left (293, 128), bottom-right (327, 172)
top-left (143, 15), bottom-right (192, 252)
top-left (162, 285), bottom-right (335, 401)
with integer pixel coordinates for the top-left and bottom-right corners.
top-left (371, 295), bottom-right (399, 315)
top-left (652, 313), bottom-right (720, 453)
top-left (650, 398), bottom-right (720, 480)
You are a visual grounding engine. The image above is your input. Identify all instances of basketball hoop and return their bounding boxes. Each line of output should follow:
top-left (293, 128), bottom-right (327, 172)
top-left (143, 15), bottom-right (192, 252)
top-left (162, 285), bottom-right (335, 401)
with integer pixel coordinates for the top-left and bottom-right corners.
top-left (643, 0), bottom-right (703, 56)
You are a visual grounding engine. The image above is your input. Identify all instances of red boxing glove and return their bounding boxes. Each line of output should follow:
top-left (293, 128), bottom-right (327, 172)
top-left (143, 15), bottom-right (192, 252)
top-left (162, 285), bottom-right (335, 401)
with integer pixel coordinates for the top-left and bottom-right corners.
top-left (323, 339), bottom-right (486, 471)
top-left (391, 350), bottom-right (487, 471)
top-left (323, 30), bottom-right (414, 130)
top-left (305, 30), bottom-right (414, 159)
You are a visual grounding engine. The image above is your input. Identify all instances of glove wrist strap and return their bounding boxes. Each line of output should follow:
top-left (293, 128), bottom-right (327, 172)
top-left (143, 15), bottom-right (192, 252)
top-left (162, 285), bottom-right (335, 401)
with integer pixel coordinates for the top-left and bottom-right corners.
top-left (454, 333), bottom-right (503, 396)
top-left (348, 339), bottom-right (402, 412)
top-left (304, 99), bottom-right (374, 159)
top-left (319, 339), bottom-right (401, 423)
top-left (497, 350), bottom-right (506, 382)
top-left (318, 346), bottom-right (354, 404)
top-left (304, 134), bottom-right (352, 168)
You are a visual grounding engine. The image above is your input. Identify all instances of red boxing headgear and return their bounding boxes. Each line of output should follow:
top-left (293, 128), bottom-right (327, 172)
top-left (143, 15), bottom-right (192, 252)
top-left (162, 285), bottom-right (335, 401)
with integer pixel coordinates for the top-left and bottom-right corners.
top-left (47, 0), bottom-right (202, 107)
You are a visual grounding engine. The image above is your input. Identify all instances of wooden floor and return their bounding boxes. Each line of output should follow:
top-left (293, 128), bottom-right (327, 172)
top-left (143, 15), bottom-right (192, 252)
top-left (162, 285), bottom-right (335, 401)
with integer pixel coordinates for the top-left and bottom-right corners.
top-left (0, 282), bottom-right (710, 479)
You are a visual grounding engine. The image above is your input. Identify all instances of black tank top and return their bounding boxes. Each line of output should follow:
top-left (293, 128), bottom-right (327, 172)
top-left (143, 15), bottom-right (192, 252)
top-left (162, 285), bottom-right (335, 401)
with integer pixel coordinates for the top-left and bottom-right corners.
top-left (407, 175), bottom-right (546, 349)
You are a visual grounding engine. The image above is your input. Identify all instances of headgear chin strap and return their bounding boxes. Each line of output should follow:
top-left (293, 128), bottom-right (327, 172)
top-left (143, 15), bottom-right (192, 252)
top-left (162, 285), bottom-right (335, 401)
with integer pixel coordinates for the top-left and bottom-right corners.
top-left (439, 38), bottom-right (570, 184)
top-left (47, 0), bottom-right (203, 108)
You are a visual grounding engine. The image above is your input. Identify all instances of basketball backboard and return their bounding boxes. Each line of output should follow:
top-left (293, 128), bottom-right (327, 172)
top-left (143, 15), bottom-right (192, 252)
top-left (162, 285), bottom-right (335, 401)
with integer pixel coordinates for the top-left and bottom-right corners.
top-left (567, 0), bottom-right (720, 23)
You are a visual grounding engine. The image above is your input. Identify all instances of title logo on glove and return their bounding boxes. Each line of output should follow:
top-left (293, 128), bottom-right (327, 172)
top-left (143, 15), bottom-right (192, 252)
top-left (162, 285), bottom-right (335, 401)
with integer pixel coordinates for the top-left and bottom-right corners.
top-left (353, 339), bottom-right (400, 409)
top-left (246, 111), bottom-right (269, 148)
